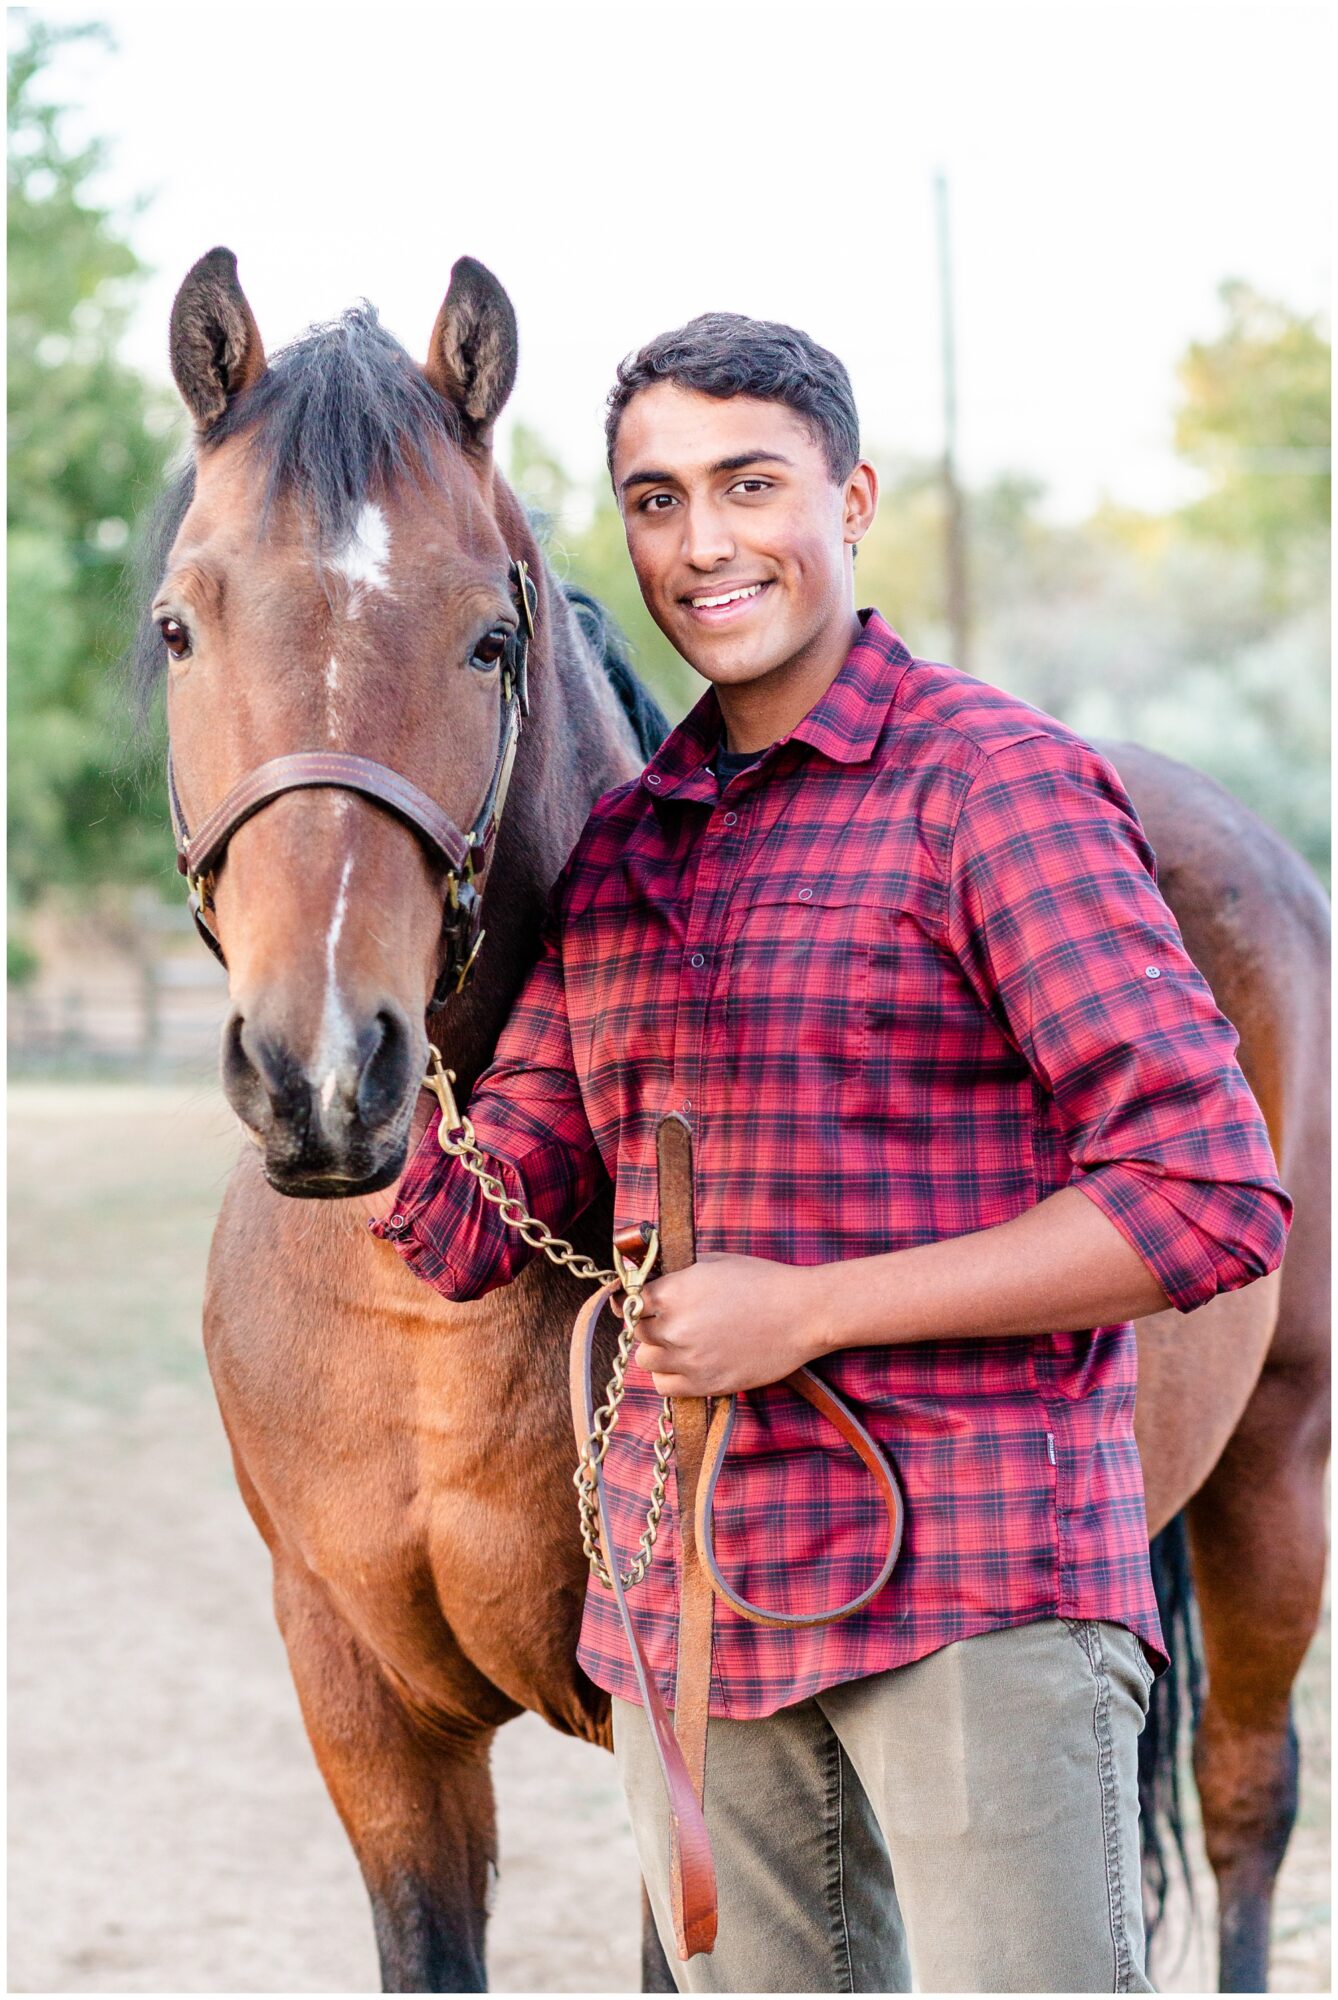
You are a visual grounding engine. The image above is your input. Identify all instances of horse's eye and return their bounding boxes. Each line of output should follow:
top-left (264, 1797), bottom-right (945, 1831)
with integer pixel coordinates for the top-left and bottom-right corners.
top-left (159, 616), bottom-right (191, 661)
top-left (470, 628), bottom-right (510, 671)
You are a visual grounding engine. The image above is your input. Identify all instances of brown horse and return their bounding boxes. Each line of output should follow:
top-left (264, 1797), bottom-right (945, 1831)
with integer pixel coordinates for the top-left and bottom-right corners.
top-left (136, 247), bottom-right (1328, 1993)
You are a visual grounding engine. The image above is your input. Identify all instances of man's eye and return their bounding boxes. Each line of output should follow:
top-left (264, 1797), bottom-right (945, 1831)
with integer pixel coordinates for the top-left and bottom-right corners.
top-left (159, 616), bottom-right (191, 660)
top-left (731, 479), bottom-right (773, 496)
top-left (640, 493), bottom-right (678, 513)
top-left (470, 628), bottom-right (510, 670)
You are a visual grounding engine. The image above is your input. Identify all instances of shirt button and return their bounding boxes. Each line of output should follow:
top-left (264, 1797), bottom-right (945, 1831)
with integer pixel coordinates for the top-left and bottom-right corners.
top-left (645, 773), bottom-right (662, 787)
top-left (797, 886), bottom-right (813, 900)
top-left (689, 953), bottom-right (705, 967)
top-left (723, 811), bottom-right (738, 826)
top-left (1145, 965), bottom-right (1161, 978)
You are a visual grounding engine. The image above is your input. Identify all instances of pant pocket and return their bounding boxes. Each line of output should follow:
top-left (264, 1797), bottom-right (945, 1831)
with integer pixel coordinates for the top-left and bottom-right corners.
top-left (1065, 1618), bottom-right (1153, 1719)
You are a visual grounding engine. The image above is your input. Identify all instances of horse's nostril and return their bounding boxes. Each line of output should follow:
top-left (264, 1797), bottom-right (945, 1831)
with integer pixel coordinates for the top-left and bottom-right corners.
top-left (356, 1006), bottom-right (413, 1129)
top-left (223, 1008), bottom-right (312, 1139)
top-left (221, 1008), bottom-right (266, 1122)
top-left (222, 1008), bottom-right (248, 1081)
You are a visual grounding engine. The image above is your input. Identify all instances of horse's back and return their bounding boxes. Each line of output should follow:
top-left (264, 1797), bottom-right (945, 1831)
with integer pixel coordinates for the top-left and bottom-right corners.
top-left (1095, 736), bottom-right (1329, 1181)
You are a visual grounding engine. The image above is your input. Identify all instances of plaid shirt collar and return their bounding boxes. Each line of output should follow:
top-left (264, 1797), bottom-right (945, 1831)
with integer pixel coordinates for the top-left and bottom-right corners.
top-left (639, 608), bottom-right (917, 804)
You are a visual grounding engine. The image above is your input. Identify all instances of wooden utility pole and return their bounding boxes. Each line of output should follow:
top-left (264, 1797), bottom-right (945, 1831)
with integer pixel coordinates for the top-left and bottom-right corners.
top-left (935, 170), bottom-right (971, 672)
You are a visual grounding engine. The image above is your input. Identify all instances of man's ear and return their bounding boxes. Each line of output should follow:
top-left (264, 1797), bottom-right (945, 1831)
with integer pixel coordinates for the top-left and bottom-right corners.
top-left (169, 246), bottom-right (267, 433)
top-left (844, 460), bottom-right (879, 546)
top-left (425, 257), bottom-right (518, 453)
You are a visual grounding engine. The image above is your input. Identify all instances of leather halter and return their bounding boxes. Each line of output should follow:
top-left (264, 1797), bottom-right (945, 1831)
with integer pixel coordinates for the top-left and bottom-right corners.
top-left (167, 558), bottom-right (538, 1010)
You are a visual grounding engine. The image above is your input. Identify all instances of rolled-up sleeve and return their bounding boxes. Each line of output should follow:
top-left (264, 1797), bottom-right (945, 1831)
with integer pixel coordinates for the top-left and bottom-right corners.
top-left (944, 732), bottom-right (1293, 1314)
top-left (370, 853), bottom-right (605, 1301)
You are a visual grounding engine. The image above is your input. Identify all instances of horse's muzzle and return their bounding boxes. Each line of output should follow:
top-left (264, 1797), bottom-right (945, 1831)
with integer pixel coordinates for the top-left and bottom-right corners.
top-left (222, 998), bottom-right (421, 1197)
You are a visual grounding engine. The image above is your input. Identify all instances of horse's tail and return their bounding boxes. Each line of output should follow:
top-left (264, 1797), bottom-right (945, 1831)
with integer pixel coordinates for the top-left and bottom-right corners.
top-left (1139, 1510), bottom-right (1206, 1954)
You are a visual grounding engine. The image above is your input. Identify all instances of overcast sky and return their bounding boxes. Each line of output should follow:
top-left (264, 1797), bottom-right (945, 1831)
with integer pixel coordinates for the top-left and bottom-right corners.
top-left (32, 1), bottom-right (1332, 519)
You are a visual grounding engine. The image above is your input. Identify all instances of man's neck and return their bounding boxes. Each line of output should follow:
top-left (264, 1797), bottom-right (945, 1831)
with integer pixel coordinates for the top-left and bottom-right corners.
top-left (714, 609), bottom-right (864, 754)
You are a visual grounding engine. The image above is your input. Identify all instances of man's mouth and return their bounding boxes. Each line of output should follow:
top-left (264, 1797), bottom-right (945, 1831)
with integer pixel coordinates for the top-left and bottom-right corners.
top-left (681, 580), bottom-right (772, 620)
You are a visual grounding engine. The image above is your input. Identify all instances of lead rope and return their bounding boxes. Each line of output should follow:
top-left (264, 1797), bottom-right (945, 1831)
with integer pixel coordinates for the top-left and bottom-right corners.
top-left (422, 1045), bottom-right (675, 1591)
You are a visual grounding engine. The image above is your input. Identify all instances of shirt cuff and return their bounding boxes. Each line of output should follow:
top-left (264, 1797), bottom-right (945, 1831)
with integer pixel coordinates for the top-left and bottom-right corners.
top-left (368, 1107), bottom-right (530, 1301)
top-left (1067, 1160), bottom-right (1289, 1315)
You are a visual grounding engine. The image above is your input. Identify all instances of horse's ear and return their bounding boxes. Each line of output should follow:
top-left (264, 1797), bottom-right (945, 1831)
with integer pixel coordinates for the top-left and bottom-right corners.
top-left (169, 246), bottom-right (267, 433)
top-left (425, 257), bottom-right (518, 452)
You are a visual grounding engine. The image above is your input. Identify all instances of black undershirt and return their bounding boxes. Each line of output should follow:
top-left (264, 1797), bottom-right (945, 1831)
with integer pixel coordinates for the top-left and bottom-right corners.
top-left (710, 737), bottom-right (774, 787)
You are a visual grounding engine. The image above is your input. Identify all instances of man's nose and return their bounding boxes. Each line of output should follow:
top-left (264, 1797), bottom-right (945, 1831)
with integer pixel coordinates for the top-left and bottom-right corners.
top-left (681, 501), bottom-right (734, 570)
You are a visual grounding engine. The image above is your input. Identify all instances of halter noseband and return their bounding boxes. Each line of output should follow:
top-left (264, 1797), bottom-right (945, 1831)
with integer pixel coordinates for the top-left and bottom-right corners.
top-left (168, 557), bottom-right (538, 1012)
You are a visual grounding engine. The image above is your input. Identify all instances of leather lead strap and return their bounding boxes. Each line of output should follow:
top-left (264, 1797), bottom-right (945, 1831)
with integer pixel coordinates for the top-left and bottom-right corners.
top-left (569, 1283), bottom-right (718, 1959)
top-left (570, 1110), bottom-right (907, 1962)
top-left (655, 1113), bottom-right (716, 1958)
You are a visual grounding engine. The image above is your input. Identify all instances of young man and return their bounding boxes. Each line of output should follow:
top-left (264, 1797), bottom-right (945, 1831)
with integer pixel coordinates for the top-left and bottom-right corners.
top-left (372, 314), bottom-right (1291, 1991)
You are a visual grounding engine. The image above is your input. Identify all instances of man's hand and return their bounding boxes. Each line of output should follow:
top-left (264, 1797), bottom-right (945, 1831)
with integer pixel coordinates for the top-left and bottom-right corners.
top-left (630, 1188), bottom-right (1177, 1397)
top-left (633, 1252), bottom-right (826, 1396)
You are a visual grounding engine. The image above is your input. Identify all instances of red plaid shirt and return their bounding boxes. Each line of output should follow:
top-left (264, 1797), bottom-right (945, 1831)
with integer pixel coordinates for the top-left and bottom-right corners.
top-left (373, 610), bottom-right (1291, 1718)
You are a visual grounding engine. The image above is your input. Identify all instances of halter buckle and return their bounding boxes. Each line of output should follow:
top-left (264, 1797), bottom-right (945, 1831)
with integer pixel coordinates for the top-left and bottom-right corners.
top-left (513, 557), bottom-right (537, 642)
top-left (452, 927), bottom-right (486, 992)
top-left (186, 867), bottom-right (215, 914)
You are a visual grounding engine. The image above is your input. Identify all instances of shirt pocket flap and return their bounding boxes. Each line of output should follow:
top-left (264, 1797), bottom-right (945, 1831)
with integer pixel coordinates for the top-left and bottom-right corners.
top-left (730, 882), bottom-right (883, 916)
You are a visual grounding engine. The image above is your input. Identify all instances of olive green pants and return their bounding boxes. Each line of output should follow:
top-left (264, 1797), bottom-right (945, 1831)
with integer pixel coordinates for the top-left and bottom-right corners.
top-left (612, 1617), bottom-right (1156, 1994)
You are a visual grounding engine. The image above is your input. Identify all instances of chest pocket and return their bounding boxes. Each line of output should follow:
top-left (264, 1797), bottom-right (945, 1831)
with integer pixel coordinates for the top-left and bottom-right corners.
top-left (722, 886), bottom-right (883, 1091)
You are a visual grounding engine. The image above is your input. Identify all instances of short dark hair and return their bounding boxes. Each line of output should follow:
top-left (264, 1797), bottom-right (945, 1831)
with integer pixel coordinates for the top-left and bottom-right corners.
top-left (605, 312), bottom-right (860, 485)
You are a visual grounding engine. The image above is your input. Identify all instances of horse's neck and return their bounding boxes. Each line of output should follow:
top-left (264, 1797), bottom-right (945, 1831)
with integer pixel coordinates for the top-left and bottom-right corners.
top-left (541, 569), bottom-right (645, 790)
top-left (424, 530), bottom-right (643, 1088)
top-left (493, 475), bottom-right (643, 791)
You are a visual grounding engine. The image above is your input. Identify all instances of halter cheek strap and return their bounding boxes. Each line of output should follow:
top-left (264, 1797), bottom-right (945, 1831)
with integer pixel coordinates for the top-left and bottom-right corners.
top-left (168, 557), bottom-right (538, 1010)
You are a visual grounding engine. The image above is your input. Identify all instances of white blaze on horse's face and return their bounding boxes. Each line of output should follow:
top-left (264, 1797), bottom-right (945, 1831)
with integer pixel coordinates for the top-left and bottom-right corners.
top-left (316, 840), bottom-right (356, 1113)
top-left (325, 655), bottom-right (341, 745)
top-left (328, 502), bottom-right (393, 614)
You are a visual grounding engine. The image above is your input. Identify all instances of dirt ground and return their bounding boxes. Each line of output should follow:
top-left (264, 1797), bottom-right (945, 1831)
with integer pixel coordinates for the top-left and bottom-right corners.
top-left (8, 1081), bottom-right (1330, 1993)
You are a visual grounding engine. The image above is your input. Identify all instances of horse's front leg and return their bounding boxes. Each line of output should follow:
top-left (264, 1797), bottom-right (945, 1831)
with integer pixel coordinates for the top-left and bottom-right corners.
top-left (272, 1554), bottom-right (507, 1993)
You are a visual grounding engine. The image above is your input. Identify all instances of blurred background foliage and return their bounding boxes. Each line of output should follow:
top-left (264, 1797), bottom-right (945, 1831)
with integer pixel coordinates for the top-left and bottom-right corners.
top-left (7, 13), bottom-right (1330, 992)
top-left (7, 15), bottom-right (176, 978)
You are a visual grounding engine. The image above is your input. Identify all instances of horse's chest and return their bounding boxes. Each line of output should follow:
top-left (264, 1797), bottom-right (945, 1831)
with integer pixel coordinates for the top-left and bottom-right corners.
top-left (206, 1214), bottom-right (582, 1682)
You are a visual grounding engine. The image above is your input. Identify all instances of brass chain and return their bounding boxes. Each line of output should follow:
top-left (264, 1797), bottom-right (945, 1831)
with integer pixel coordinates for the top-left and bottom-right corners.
top-left (422, 1045), bottom-right (675, 1590)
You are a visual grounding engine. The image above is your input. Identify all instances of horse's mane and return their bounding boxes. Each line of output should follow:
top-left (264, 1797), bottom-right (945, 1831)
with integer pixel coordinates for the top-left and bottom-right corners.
top-left (562, 585), bottom-right (670, 758)
top-left (127, 303), bottom-right (671, 760)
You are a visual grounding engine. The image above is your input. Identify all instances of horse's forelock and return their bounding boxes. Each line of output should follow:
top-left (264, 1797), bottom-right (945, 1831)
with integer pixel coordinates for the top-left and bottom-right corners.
top-left (124, 306), bottom-right (470, 727)
top-left (206, 302), bottom-right (464, 550)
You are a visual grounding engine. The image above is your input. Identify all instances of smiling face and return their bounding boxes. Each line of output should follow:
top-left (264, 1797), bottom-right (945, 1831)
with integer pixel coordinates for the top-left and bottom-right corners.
top-left (612, 383), bottom-right (877, 695)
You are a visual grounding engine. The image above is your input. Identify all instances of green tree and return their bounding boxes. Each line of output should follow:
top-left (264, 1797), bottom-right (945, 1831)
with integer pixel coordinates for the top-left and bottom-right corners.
top-left (1174, 278), bottom-right (1330, 590)
top-left (8, 12), bottom-right (178, 970)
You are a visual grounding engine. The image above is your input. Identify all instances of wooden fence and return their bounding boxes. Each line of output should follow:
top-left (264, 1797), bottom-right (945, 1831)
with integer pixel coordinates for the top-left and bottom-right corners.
top-left (8, 894), bottom-right (229, 1076)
